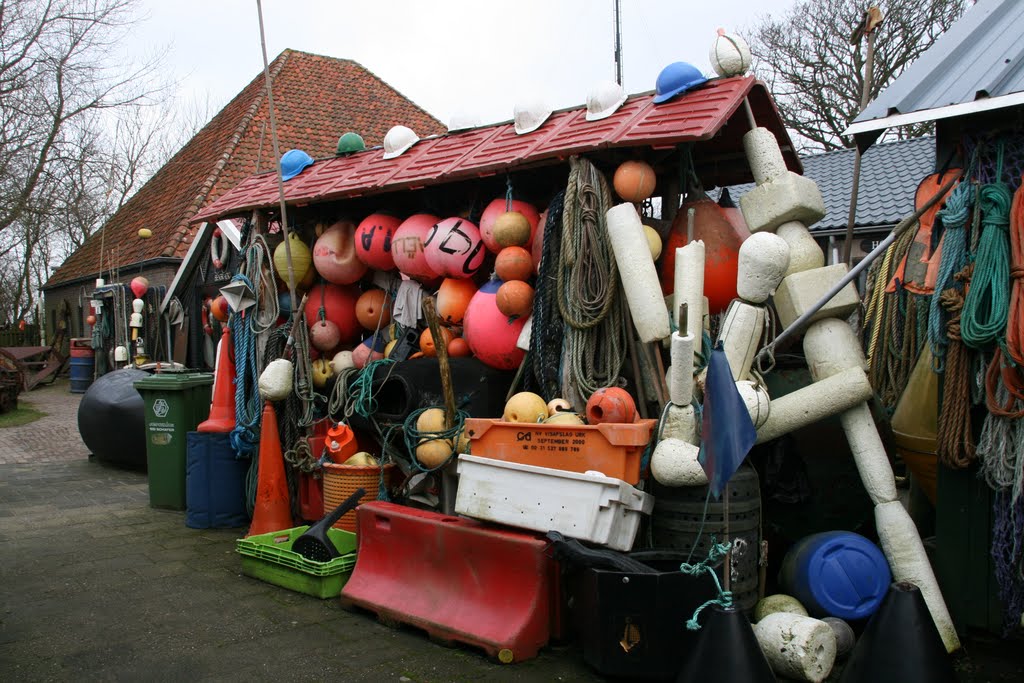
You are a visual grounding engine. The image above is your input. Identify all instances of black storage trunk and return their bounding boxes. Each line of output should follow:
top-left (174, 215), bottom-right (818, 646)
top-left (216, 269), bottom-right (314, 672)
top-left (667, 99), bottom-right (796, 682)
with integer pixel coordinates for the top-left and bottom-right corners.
top-left (569, 551), bottom-right (718, 680)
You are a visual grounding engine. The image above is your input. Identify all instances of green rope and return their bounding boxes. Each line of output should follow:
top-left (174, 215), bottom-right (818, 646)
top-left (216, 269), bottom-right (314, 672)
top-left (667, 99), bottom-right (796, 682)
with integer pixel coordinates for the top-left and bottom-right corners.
top-left (962, 180), bottom-right (1012, 350)
top-left (679, 537), bottom-right (734, 630)
top-left (402, 406), bottom-right (470, 473)
top-left (346, 358), bottom-right (397, 418)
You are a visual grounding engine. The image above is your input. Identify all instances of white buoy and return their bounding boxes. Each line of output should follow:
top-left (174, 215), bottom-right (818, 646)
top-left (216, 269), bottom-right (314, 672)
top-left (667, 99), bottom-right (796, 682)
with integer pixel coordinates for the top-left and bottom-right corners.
top-left (717, 301), bottom-right (766, 381)
top-left (709, 28), bottom-right (752, 77)
top-left (736, 379), bottom-right (771, 428)
top-left (674, 240), bottom-right (706, 355)
top-left (753, 612), bottom-right (837, 683)
top-left (777, 221), bottom-right (825, 276)
top-left (755, 367), bottom-right (873, 444)
top-left (259, 358), bottom-right (293, 401)
top-left (744, 127), bottom-right (789, 186)
top-left (606, 203), bottom-right (671, 342)
top-left (662, 404), bottom-right (699, 444)
top-left (737, 232), bottom-right (791, 303)
top-left (650, 438), bottom-right (707, 486)
top-left (840, 403), bottom-right (898, 504)
top-left (516, 315), bottom-right (533, 351)
top-left (803, 318), bottom-right (867, 381)
top-left (875, 501), bottom-right (961, 653)
top-left (669, 332), bottom-right (695, 405)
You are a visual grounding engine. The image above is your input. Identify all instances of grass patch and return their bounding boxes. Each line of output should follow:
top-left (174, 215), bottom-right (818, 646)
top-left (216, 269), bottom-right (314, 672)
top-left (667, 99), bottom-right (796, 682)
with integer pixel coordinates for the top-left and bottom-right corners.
top-left (0, 401), bottom-right (46, 428)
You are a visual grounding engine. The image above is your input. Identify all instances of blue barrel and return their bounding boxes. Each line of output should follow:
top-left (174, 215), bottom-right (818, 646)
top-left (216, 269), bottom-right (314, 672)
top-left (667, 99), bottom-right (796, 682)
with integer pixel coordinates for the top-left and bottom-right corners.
top-left (186, 431), bottom-right (249, 529)
top-left (69, 356), bottom-right (95, 394)
top-left (779, 531), bottom-right (891, 620)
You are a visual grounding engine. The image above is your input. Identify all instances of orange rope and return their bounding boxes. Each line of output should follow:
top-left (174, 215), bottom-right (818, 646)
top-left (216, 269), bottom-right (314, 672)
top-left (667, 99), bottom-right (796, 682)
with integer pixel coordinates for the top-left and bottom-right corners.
top-left (937, 265), bottom-right (976, 469)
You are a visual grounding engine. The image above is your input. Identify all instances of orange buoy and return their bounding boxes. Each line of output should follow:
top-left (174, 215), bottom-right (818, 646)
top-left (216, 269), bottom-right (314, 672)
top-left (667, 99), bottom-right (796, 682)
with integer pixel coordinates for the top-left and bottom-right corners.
top-left (436, 278), bottom-right (477, 324)
top-left (496, 280), bottom-right (534, 318)
top-left (531, 209), bottom-right (549, 275)
top-left (660, 197), bottom-right (749, 315)
top-left (447, 337), bottom-right (471, 357)
top-left (613, 160), bottom-right (657, 202)
top-left (495, 247), bottom-right (534, 282)
top-left (586, 387), bottom-right (637, 425)
top-left (479, 198), bottom-right (540, 253)
top-left (210, 295), bottom-right (230, 322)
top-left (419, 327), bottom-right (453, 357)
top-left (356, 288), bottom-right (392, 331)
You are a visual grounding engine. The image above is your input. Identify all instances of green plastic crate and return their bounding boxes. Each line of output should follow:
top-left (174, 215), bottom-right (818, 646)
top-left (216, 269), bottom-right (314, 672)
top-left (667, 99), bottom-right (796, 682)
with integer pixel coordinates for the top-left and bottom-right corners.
top-left (236, 526), bottom-right (357, 599)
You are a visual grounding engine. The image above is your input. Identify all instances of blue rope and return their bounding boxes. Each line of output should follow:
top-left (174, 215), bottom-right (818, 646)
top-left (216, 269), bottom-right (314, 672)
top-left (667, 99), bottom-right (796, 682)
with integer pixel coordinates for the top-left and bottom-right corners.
top-left (679, 537), bottom-right (734, 630)
top-left (229, 274), bottom-right (262, 458)
top-left (929, 182), bottom-right (973, 372)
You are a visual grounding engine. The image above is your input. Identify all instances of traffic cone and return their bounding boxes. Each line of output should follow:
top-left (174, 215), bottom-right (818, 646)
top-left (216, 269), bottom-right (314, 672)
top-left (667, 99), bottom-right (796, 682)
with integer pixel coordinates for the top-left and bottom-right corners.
top-left (677, 604), bottom-right (776, 682)
top-left (246, 403), bottom-right (293, 537)
top-left (839, 582), bottom-right (956, 683)
top-left (197, 326), bottom-right (236, 432)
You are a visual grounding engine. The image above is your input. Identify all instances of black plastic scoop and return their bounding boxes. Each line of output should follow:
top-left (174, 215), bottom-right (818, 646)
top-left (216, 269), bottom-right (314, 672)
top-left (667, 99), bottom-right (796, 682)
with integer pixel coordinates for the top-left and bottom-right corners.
top-left (291, 488), bottom-right (366, 562)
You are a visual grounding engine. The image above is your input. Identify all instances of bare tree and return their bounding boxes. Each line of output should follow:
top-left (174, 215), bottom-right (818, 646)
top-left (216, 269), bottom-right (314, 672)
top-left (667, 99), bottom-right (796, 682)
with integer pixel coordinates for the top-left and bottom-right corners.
top-left (749, 0), bottom-right (972, 153)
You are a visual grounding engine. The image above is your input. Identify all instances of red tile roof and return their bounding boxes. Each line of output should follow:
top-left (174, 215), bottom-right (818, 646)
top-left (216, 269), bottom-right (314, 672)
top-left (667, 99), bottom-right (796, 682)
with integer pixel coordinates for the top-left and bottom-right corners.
top-left (45, 50), bottom-right (443, 288)
top-left (193, 76), bottom-right (801, 223)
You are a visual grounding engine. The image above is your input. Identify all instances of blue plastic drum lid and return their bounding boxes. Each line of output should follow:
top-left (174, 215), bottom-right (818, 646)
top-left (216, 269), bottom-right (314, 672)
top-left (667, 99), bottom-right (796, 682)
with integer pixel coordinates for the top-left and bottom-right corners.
top-left (779, 531), bottom-right (891, 621)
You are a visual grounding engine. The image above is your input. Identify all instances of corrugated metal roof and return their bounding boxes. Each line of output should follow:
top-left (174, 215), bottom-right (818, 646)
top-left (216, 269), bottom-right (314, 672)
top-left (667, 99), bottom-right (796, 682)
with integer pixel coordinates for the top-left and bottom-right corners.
top-left (720, 136), bottom-right (935, 232)
top-left (852, 0), bottom-right (1024, 131)
top-left (193, 76), bottom-right (800, 223)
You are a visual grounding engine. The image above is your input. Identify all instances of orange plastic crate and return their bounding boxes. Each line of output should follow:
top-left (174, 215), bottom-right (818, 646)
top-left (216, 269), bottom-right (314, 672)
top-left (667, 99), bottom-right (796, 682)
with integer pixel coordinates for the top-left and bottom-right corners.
top-left (462, 418), bottom-right (656, 485)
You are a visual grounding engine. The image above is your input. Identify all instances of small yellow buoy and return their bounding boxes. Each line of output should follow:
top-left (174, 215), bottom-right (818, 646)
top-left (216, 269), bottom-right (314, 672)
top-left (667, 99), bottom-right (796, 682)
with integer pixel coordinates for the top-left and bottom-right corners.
top-left (138, 228), bottom-right (152, 239)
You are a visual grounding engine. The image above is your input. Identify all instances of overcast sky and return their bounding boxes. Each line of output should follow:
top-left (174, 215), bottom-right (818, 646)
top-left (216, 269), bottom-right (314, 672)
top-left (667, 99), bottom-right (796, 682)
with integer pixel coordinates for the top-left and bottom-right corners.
top-left (123, 0), bottom-right (798, 129)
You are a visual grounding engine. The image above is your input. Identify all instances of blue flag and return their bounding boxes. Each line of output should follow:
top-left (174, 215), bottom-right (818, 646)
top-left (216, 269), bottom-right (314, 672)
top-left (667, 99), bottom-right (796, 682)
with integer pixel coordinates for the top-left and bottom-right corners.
top-left (698, 341), bottom-right (757, 499)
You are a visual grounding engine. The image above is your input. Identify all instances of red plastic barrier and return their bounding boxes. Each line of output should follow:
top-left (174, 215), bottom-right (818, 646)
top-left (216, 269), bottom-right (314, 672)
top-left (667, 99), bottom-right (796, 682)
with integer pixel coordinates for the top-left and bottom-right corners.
top-left (340, 501), bottom-right (558, 663)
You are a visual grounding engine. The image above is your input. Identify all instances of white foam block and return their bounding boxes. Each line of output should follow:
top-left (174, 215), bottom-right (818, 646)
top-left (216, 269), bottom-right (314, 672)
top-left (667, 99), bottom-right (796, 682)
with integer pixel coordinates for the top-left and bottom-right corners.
top-left (756, 366), bottom-right (872, 444)
top-left (875, 501), bottom-right (961, 653)
top-left (606, 203), bottom-right (671, 342)
top-left (738, 232), bottom-right (790, 303)
top-left (753, 613), bottom-right (837, 683)
top-left (803, 318), bottom-right (867, 381)
top-left (839, 403), bottom-right (897, 505)
top-left (740, 171), bottom-right (826, 234)
top-left (744, 127), bottom-right (789, 185)
top-left (662, 404), bottom-right (698, 444)
top-left (773, 264), bottom-right (860, 329)
top-left (516, 315), bottom-right (533, 351)
top-left (669, 332), bottom-right (695, 405)
top-left (777, 221), bottom-right (824, 276)
top-left (736, 379), bottom-right (770, 428)
top-left (674, 241), bottom-right (706, 356)
top-left (650, 438), bottom-right (707, 487)
top-left (717, 301), bottom-right (765, 381)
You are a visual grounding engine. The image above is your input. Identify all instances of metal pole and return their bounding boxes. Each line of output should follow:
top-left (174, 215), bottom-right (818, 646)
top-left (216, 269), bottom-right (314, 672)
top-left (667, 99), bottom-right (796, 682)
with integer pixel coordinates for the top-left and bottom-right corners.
top-left (613, 0), bottom-right (623, 86)
top-left (255, 0), bottom-right (298, 317)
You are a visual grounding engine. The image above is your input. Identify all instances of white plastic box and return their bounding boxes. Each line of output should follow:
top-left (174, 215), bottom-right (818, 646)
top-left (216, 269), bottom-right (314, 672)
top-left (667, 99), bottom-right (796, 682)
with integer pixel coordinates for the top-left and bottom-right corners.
top-left (455, 454), bottom-right (654, 551)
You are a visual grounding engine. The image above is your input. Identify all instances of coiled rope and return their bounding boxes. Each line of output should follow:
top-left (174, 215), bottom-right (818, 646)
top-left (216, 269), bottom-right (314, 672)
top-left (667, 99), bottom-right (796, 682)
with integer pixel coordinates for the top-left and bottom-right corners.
top-left (229, 273), bottom-right (262, 458)
top-left (679, 538), bottom-right (734, 631)
top-left (936, 265), bottom-right (976, 469)
top-left (402, 406), bottom-right (470, 473)
top-left (962, 179), bottom-right (1012, 349)
top-left (529, 191), bottom-right (567, 399)
top-left (558, 156), bottom-right (625, 407)
top-left (929, 182), bottom-right (974, 371)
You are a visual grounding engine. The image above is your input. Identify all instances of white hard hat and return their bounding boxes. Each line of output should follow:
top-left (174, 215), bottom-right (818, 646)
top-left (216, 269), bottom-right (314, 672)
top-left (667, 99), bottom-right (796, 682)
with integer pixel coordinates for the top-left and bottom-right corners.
top-left (513, 98), bottom-right (552, 135)
top-left (382, 125), bottom-right (419, 159)
top-left (585, 80), bottom-right (628, 121)
top-left (448, 110), bottom-right (481, 133)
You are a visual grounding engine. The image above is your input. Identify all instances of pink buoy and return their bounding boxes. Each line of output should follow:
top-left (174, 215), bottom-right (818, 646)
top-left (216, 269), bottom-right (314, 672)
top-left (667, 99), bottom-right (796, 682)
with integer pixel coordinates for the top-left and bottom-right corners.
top-left (310, 319), bottom-right (341, 352)
top-left (423, 217), bottom-right (486, 279)
top-left (303, 283), bottom-right (361, 345)
top-left (313, 220), bottom-right (367, 285)
top-left (479, 198), bottom-right (541, 254)
top-left (130, 276), bottom-right (149, 299)
top-left (392, 214), bottom-right (441, 282)
top-left (352, 334), bottom-right (386, 369)
top-left (462, 279), bottom-right (527, 370)
top-left (355, 213), bottom-right (402, 271)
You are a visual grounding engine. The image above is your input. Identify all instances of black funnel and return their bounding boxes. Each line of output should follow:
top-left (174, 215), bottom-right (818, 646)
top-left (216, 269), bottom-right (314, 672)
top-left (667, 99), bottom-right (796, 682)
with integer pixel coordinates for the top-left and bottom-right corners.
top-left (839, 581), bottom-right (956, 683)
top-left (677, 604), bottom-right (775, 683)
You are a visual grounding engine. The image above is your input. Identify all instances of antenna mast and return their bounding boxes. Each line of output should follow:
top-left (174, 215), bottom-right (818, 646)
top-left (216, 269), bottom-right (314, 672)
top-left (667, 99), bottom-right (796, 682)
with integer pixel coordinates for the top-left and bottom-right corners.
top-left (613, 0), bottom-right (623, 85)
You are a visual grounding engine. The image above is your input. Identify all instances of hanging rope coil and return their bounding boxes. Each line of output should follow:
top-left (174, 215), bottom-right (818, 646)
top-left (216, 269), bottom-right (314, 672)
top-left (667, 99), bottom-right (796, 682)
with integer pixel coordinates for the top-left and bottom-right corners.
top-left (229, 274), bottom-right (262, 458)
top-left (679, 538), bottom-right (734, 631)
top-left (936, 265), bottom-right (976, 469)
top-left (962, 182), bottom-right (1012, 349)
top-left (929, 182), bottom-right (974, 371)
top-left (529, 192), bottom-right (567, 399)
top-left (558, 156), bottom-right (625, 406)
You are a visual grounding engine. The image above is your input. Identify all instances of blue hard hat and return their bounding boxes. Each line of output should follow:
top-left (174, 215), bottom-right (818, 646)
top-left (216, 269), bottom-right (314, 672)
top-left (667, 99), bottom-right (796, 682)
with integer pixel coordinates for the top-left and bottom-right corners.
top-left (653, 62), bottom-right (708, 104)
top-left (280, 149), bottom-right (314, 181)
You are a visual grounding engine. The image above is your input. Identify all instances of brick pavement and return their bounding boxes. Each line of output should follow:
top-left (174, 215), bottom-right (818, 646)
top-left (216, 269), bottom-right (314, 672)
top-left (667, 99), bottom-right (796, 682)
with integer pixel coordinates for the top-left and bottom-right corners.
top-left (0, 379), bottom-right (90, 465)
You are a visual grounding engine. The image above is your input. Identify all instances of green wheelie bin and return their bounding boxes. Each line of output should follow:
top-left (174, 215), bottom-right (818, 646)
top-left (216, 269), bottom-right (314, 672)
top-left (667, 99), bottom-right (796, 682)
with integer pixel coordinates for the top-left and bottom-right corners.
top-left (134, 373), bottom-right (214, 510)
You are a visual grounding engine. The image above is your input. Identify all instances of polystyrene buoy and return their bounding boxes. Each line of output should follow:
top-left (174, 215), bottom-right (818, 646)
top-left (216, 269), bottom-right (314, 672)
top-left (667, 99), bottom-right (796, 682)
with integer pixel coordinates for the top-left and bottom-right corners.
top-left (273, 233), bottom-right (312, 284)
top-left (586, 386), bottom-right (637, 424)
top-left (392, 214), bottom-right (441, 282)
top-left (303, 283), bottom-right (360, 345)
top-left (462, 279), bottom-right (527, 370)
top-left (423, 217), bottom-right (486, 278)
top-left (313, 220), bottom-right (367, 285)
top-left (495, 246), bottom-right (533, 282)
top-left (479, 198), bottom-right (540, 254)
top-left (356, 288), bottom-right (392, 330)
top-left (309, 319), bottom-right (341, 352)
top-left (354, 213), bottom-right (402, 271)
top-left (613, 160), bottom-right (657, 202)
